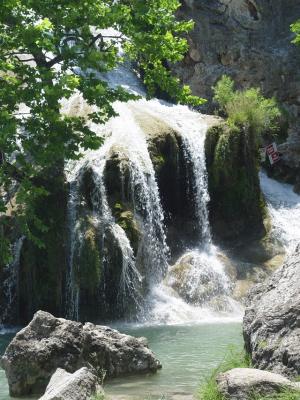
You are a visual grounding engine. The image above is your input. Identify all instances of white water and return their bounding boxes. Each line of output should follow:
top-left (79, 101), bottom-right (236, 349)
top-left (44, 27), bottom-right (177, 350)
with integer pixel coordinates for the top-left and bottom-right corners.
top-left (260, 171), bottom-right (300, 254)
top-left (0, 237), bottom-right (25, 326)
top-left (61, 53), bottom-right (241, 323)
top-left (142, 101), bottom-right (212, 246)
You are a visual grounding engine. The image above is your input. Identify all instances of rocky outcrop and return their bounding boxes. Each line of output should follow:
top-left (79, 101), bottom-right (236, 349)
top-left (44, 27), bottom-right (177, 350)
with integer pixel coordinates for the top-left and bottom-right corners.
top-left (205, 123), bottom-right (266, 241)
top-left (268, 130), bottom-right (300, 193)
top-left (217, 368), bottom-right (300, 400)
top-left (177, 0), bottom-right (300, 189)
top-left (177, 0), bottom-right (300, 112)
top-left (39, 368), bottom-right (102, 400)
top-left (243, 245), bottom-right (300, 377)
top-left (1, 311), bottom-right (162, 397)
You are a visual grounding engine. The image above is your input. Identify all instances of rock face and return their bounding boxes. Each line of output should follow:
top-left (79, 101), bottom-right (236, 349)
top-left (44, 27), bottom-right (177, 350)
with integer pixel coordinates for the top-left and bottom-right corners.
top-left (177, 0), bottom-right (300, 111)
top-left (39, 368), bottom-right (101, 400)
top-left (1, 311), bottom-right (162, 397)
top-left (243, 245), bottom-right (300, 377)
top-left (177, 0), bottom-right (300, 190)
top-left (217, 368), bottom-right (300, 400)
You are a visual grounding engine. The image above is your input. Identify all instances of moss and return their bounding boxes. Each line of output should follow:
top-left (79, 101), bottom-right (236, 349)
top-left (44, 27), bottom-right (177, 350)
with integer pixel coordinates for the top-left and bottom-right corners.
top-left (113, 203), bottom-right (141, 254)
top-left (258, 340), bottom-right (268, 350)
top-left (205, 123), bottom-right (266, 241)
top-left (75, 225), bottom-right (102, 293)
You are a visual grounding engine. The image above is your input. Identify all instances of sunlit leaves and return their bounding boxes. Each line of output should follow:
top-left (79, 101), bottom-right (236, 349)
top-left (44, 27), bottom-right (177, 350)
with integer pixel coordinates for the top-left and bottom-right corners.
top-left (291, 20), bottom-right (300, 45)
top-left (0, 0), bottom-right (204, 264)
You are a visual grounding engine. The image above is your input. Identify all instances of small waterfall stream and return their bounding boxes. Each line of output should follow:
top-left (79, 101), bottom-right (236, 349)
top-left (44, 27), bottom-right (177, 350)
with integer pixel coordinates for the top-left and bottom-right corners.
top-left (260, 172), bottom-right (300, 254)
top-left (0, 237), bottom-right (25, 326)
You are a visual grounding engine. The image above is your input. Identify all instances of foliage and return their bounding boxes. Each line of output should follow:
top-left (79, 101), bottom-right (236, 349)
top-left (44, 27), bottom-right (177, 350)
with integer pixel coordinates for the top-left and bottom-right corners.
top-left (291, 20), bottom-right (300, 46)
top-left (198, 347), bottom-right (251, 400)
top-left (213, 76), bottom-right (281, 143)
top-left (90, 393), bottom-right (105, 400)
top-left (0, 0), bottom-right (204, 264)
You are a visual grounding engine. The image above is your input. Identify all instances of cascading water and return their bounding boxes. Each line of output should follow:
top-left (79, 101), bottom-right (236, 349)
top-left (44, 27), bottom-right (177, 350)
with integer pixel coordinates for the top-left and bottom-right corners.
top-left (62, 50), bottom-right (239, 323)
top-left (64, 95), bottom-right (172, 320)
top-left (0, 236), bottom-right (25, 326)
top-left (127, 101), bottom-right (240, 324)
top-left (260, 171), bottom-right (300, 254)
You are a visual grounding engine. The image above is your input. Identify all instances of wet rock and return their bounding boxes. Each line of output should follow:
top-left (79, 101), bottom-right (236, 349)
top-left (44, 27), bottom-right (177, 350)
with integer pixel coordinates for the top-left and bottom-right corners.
top-left (243, 245), bottom-right (300, 377)
top-left (205, 123), bottom-right (266, 241)
top-left (39, 367), bottom-right (102, 400)
top-left (217, 368), bottom-right (300, 400)
top-left (167, 251), bottom-right (232, 311)
top-left (1, 310), bottom-right (162, 397)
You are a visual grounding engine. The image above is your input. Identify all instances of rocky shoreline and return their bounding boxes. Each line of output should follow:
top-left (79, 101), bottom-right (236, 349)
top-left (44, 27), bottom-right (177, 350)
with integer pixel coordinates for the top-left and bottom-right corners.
top-left (1, 311), bottom-right (161, 398)
top-left (212, 244), bottom-right (300, 400)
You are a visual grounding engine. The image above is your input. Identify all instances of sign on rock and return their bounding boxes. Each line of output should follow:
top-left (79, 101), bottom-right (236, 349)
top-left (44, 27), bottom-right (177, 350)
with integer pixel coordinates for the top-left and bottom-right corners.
top-left (266, 143), bottom-right (280, 165)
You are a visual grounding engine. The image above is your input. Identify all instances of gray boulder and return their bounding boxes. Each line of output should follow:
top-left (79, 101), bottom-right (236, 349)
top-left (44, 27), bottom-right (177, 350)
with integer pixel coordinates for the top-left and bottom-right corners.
top-left (39, 368), bottom-right (102, 400)
top-left (243, 245), bottom-right (300, 377)
top-left (1, 310), bottom-right (161, 397)
top-left (217, 368), bottom-right (300, 400)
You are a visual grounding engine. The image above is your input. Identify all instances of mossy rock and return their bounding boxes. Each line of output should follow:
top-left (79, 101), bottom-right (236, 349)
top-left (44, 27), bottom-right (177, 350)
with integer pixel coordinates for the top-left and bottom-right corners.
top-left (114, 205), bottom-right (141, 255)
top-left (205, 123), bottom-right (266, 241)
top-left (74, 225), bottom-right (102, 293)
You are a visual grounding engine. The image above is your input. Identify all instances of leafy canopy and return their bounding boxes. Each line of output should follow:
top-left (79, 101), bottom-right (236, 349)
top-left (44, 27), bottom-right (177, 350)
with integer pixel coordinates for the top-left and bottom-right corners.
top-left (291, 20), bottom-right (300, 46)
top-left (213, 75), bottom-right (281, 139)
top-left (0, 0), bottom-right (204, 264)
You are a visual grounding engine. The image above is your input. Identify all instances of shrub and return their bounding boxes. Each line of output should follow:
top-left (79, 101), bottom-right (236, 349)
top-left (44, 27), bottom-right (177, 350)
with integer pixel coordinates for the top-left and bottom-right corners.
top-left (212, 76), bottom-right (281, 144)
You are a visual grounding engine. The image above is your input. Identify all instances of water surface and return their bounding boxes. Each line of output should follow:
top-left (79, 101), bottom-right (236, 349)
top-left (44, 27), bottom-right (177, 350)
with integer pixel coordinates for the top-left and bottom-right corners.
top-left (0, 322), bottom-right (242, 400)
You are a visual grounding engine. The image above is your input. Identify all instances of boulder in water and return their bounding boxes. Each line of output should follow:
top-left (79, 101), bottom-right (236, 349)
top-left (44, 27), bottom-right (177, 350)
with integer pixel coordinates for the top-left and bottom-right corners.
top-left (167, 251), bottom-right (231, 311)
top-left (39, 367), bottom-right (102, 400)
top-left (243, 245), bottom-right (300, 377)
top-left (1, 310), bottom-right (162, 397)
top-left (217, 368), bottom-right (300, 400)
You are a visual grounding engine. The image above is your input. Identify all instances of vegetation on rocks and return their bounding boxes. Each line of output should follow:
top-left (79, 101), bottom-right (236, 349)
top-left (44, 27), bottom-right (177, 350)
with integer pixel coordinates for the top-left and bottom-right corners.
top-left (205, 76), bottom-right (281, 241)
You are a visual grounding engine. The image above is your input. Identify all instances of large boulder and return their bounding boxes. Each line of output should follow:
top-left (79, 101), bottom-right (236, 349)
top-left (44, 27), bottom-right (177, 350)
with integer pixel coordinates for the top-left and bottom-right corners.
top-left (39, 368), bottom-right (102, 400)
top-left (1, 310), bottom-right (162, 397)
top-left (217, 368), bottom-right (300, 400)
top-left (243, 245), bottom-right (300, 377)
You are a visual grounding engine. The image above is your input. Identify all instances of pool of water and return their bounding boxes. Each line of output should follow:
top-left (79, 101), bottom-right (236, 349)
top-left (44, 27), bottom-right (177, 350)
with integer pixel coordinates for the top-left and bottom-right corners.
top-left (0, 322), bottom-right (242, 400)
top-left (0, 322), bottom-right (243, 400)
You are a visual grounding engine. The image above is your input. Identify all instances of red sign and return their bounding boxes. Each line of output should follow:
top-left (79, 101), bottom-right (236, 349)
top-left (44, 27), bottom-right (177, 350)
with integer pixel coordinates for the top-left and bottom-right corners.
top-left (266, 143), bottom-right (280, 165)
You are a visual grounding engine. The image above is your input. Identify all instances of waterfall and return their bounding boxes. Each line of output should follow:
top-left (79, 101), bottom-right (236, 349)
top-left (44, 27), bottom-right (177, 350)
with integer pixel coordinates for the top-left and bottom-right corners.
top-left (64, 99), bottom-right (170, 320)
top-left (145, 103), bottom-right (212, 245)
top-left (260, 171), bottom-right (300, 254)
top-left (62, 54), bottom-right (240, 323)
top-left (0, 236), bottom-right (25, 326)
